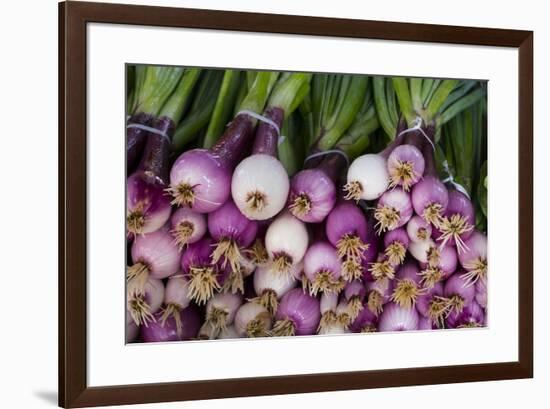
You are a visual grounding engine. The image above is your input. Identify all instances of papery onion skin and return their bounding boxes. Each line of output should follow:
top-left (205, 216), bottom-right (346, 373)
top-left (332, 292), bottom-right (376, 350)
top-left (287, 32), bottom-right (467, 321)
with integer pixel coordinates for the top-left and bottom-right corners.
top-left (326, 202), bottom-right (368, 252)
top-left (378, 302), bottom-right (420, 332)
top-left (303, 241), bottom-right (343, 295)
top-left (374, 187), bottom-right (413, 234)
top-left (126, 172), bottom-right (172, 236)
top-left (141, 305), bottom-right (201, 342)
top-left (411, 175), bottom-right (449, 225)
top-left (289, 169), bottom-right (337, 223)
top-left (387, 144), bottom-right (425, 191)
top-left (169, 207), bottom-right (207, 247)
top-left (345, 154), bottom-right (389, 201)
top-left (131, 229), bottom-right (181, 280)
top-left (275, 288), bottom-right (321, 336)
top-left (208, 199), bottom-right (258, 247)
top-left (406, 215), bottom-right (432, 243)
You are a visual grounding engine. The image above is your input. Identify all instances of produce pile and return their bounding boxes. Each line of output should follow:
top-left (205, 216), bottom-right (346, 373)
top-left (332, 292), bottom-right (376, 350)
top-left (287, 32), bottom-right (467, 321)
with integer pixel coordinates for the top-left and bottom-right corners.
top-left (126, 67), bottom-right (488, 343)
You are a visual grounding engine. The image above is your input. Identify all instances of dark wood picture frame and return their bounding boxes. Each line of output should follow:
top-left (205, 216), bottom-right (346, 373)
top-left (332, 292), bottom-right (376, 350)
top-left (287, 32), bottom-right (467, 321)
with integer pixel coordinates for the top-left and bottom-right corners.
top-left (59, 1), bottom-right (533, 407)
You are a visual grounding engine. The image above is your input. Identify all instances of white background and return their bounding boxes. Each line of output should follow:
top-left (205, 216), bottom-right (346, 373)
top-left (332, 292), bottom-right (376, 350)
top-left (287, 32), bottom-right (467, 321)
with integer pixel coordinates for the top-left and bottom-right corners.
top-left (0, 0), bottom-right (545, 408)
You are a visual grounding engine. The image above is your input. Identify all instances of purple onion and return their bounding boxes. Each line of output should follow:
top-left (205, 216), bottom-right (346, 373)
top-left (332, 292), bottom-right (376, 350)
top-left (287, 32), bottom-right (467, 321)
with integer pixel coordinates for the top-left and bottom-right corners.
top-left (374, 187), bottom-right (413, 234)
top-left (303, 241), bottom-right (343, 296)
top-left (126, 172), bottom-right (172, 236)
top-left (383, 227), bottom-right (410, 266)
top-left (475, 277), bottom-right (487, 309)
top-left (343, 280), bottom-right (367, 320)
top-left (387, 144), bottom-right (425, 191)
top-left (434, 189), bottom-right (475, 253)
top-left (444, 272), bottom-right (476, 315)
top-left (378, 302), bottom-right (420, 332)
top-left (411, 175), bottom-right (449, 226)
top-left (141, 305), bottom-right (201, 342)
top-left (446, 300), bottom-right (485, 328)
top-left (366, 277), bottom-right (393, 315)
top-left (458, 230), bottom-right (488, 286)
top-left (169, 207), bottom-right (206, 249)
top-left (390, 260), bottom-right (423, 309)
top-left (273, 288), bottom-right (321, 336)
top-left (417, 316), bottom-right (436, 330)
top-left (406, 215), bottom-right (432, 243)
top-left (349, 304), bottom-right (378, 332)
top-left (127, 277), bottom-right (165, 327)
top-left (418, 243), bottom-right (458, 288)
top-left (416, 282), bottom-right (448, 328)
top-left (366, 254), bottom-right (396, 281)
top-left (199, 292), bottom-right (243, 339)
top-left (126, 310), bottom-right (139, 343)
top-left (288, 169), bottom-right (336, 223)
top-left (181, 237), bottom-right (220, 305)
top-left (159, 275), bottom-right (191, 337)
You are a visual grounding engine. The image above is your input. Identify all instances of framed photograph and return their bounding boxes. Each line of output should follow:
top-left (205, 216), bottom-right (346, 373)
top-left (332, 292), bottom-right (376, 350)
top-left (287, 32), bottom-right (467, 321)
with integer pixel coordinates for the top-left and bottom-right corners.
top-left (59, 1), bottom-right (533, 407)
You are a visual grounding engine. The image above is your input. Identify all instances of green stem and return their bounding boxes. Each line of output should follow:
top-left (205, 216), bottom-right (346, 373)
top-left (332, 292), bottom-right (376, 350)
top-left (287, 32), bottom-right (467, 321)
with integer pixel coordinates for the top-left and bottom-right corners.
top-left (425, 79), bottom-right (459, 121)
top-left (159, 68), bottom-right (202, 123)
top-left (373, 77), bottom-right (395, 138)
top-left (138, 67), bottom-right (185, 115)
top-left (268, 73), bottom-right (313, 114)
top-left (237, 71), bottom-right (280, 117)
top-left (392, 77), bottom-right (415, 125)
top-left (337, 105), bottom-right (379, 159)
top-left (204, 70), bottom-right (243, 148)
top-left (438, 87), bottom-right (485, 126)
top-left (385, 79), bottom-right (399, 130)
top-left (410, 78), bottom-right (423, 113)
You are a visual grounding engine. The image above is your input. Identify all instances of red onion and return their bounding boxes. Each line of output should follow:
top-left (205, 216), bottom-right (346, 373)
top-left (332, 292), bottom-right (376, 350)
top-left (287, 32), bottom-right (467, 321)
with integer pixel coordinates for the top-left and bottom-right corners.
top-left (326, 202), bottom-right (370, 281)
top-left (265, 212), bottom-right (309, 278)
top-left (475, 277), bottom-right (487, 308)
top-left (417, 316), bottom-right (436, 330)
top-left (303, 241), bottom-right (344, 296)
top-left (411, 175), bottom-right (449, 227)
top-left (159, 275), bottom-right (191, 337)
top-left (349, 303), bottom-right (378, 332)
top-left (126, 172), bottom-right (172, 236)
top-left (180, 237), bottom-right (220, 305)
top-left (272, 288), bottom-right (321, 336)
top-left (366, 277), bottom-right (393, 315)
top-left (127, 229), bottom-right (180, 297)
top-left (418, 243), bottom-right (458, 288)
top-left (416, 282), bottom-right (448, 328)
top-left (126, 310), bottom-right (140, 343)
top-left (343, 280), bottom-right (366, 320)
top-left (374, 187), bottom-right (413, 234)
top-left (234, 302), bottom-right (272, 337)
top-left (387, 144), bottom-right (425, 191)
top-left (390, 260), bottom-right (424, 309)
top-left (435, 189), bottom-right (475, 253)
top-left (169, 207), bottom-right (206, 249)
top-left (367, 254), bottom-right (396, 281)
top-left (127, 277), bottom-right (164, 327)
top-left (199, 292), bottom-right (243, 339)
top-left (378, 302), bottom-right (419, 332)
top-left (446, 300), bottom-right (485, 328)
top-left (458, 230), bottom-right (488, 286)
top-left (444, 272), bottom-right (476, 316)
top-left (208, 199), bottom-right (258, 293)
top-left (406, 215), bottom-right (432, 243)
top-left (252, 263), bottom-right (297, 314)
top-left (141, 305), bottom-right (201, 342)
top-left (383, 227), bottom-right (410, 266)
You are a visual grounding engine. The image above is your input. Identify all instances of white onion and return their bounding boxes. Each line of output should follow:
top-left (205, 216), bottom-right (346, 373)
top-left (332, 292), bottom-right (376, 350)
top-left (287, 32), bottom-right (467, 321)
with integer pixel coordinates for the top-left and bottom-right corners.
top-left (409, 239), bottom-right (436, 264)
top-left (345, 154), bottom-right (389, 201)
top-left (217, 325), bottom-right (239, 339)
top-left (265, 212), bottom-right (309, 272)
top-left (231, 154), bottom-right (290, 220)
top-left (254, 264), bottom-right (296, 298)
top-left (234, 302), bottom-right (272, 337)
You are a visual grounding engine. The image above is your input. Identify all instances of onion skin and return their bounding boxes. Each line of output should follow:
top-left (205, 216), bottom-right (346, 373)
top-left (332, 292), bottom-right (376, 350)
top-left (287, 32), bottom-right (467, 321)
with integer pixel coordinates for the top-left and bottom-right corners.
top-left (126, 172), bottom-right (172, 236)
top-left (411, 175), bottom-right (449, 225)
top-left (126, 310), bottom-right (140, 343)
top-left (127, 277), bottom-right (165, 327)
top-left (265, 212), bottom-right (309, 274)
top-left (416, 282), bottom-right (444, 318)
top-left (208, 200), bottom-right (258, 247)
top-left (274, 288), bottom-right (321, 336)
top-left (444, 272), bottom-right (476, 315)
top-left (234, 302), bottom-right (272, 337)
top-left (289, 169), bottom-right (337, 223)
top-left (409, 239), bottom-right (436, 264)
top-left (326, 202), bottom-right (368, 252)
top-left (457, 230), bottom-right (488, 286)
top-left (141, 305), bottom-right (201, 342)
top-left (345, 154), bottom-right (389, 201)
top-left (169, 208), bottom-right (206, 248)
top-left (378, 302), bottom-right (419, 332)
top-left (475, 277), bottom-right (488, 308)
top-left (434, 190), bottom-right (475, 252)
top-left (374, 187), bottom-right (413, 234)
top-left (446, 300), bottom-right (485, 328)
top-left (383, 227), bottom-right (410, 266)
top-left (387, 144), bottom-right (425, 191)
top-left (131, 229), bottom-right (181, 280)
top-left (349, 304), bottom-right (378, 332)
top-left (417, 316), bottom-right (436, 330)
top-left (303, 241), bottom-right (343, 295)
top-left (390, 260), bottom-right (423, 309)
top-left (406, 215), bottom-right (432, 243)
top-left (180, 237), bottom-right (220, 305)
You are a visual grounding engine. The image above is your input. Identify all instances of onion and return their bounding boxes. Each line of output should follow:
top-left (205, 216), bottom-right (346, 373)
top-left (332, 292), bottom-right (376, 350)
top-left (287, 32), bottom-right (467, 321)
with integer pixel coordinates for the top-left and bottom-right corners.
top-left (409, 238), bottom-right (436, 264)
top-left (208, 199), bottom-right (258, 293)
top-left (378, 302), bottom-right (419, 332)
top-left (343, 280), bottom-right (366, 321)
top-left (126, 172), bottom-right (172, 236)
top-left (217, 325), bottom-right (240, 339)
top-left (366, 277), bottom-right (393, 315)
top-left (417, 316), bottom-right (435, 330)
top-left (374, 187), bottom-right (413, 234)
top-left (127, 229), bottom-right (180, 297)
top-left (126, 310), bottom-right (140, 343)
top-left (272, 288), bottom-right (321, 336)
top-left (141, 305), bottom-right (201, 342)
top-left (303, 241), bottom-right (344, 296)
top-left (411, 175), bottom-right (449, 226)
top-left (344, 154), bottom-right (389, 201)
top-left (349, 304), bottom-right (378, 332)
top-left (406, 215), bottom-right (432, 243)
top-left (387, 144), bottom-right (425, 191)
top-left (475, 277), bottom-right (488, 308)
top-left (446, 300), bottom-right (485, 328)
top-left (458, 230), bottom-right (488, 286)
top-left (234, 302), bottom-right (272, 337)
top-left (265, 212), bottom-right (309, 277)
top-left (169, 207), bottom-right (206, 249)
top-left (390, 261), bottom-right (423, 309)
top-left (416, 282), bottom-right (448, 328)
top-left (435, 189), bottom-right (475, 253)
top-left (444, 272), bottom-right (476, 316)
top-left (367, 254), bottom-right (396, 281)
top-left (199, 292), bottom-right (243, 339)
top-left (418, 243), bottom-right (458, 288)
top-left (127, 277), bottom-right (164, 327)
top-left (326, 202), bottom-right (370, 281)
top-left (251, 263), bottom-right (297, 314)
top-left (317, 292), bottom-right (340, 334)
top-left (159, 275), bottom-right (191, 337)
top-left (181, 237), bottom-right (220, 305)
top-left (383, 227), bottom-right (410, 266)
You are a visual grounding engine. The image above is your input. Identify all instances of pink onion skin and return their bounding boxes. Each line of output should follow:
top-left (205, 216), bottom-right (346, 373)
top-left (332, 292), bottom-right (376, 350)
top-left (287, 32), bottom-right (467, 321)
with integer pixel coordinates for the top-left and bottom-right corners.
top-left (366, 277), bottom-right (394, 304)
top-left (164, 275), bottom-right (191, 308)
top-left (141, 306), bottom-right (201, 342)
top-left (349, 304), bottom-right (378, 332)
top-left (131, 229), bottom-right (181, 280)
top-left (170, 208), bottom-right (207, 245)
top-left (253, 264), bottom-right (296, 298)
top-left (127, 172), bottom-right (172, 235)
top-left (416, 282), bottom-right (444, 318)
top-left (475, 278), bottom-right (488, 308)
top-left (446, 300), bottom-right (485, 328)
top-left (169, 149), bottom-right (231, 213)
top-left (289, 169), bottom-right (337, 223)
top-left (406, 215), bottom-right (432, 243)
top-left (376, 187), bottom-right (413, 230)
top-left (206, 293), bottom-right (243, 326)
top-left (180, 237), bottom-right (215, 272)
top-left (326, 202), bottom-right (368, 247)
top-left (419, 244), bottom-right (458, 277)
top-left (126, 310), bottom-right (140, 343)
top-left (444, 272), bottom-right (476, 306)
top-left (207, 199), bottom-right (258, 247)
top-left (383, 227), bottom-right (410, 249)
top-left (387, 144), bottom-right (425, 188)
top-left (344, 280), bottom-right (366, 302)
top-left (395, 260), bottom-right (422, 285)
top-left (275, 288), bottom-right (321, 335)
top-left (378, 302), bottom-right (420, 332)
top-left (417, 316), bottom-right (436, 330)
top-left (411, 175), bottom-right (449, 221)
top-left (458, 230), bottom-right (488, 269)
top-left (433, 190), bottom-right (475, 246)
top-left (303, 241), bottom-right (342, 283)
